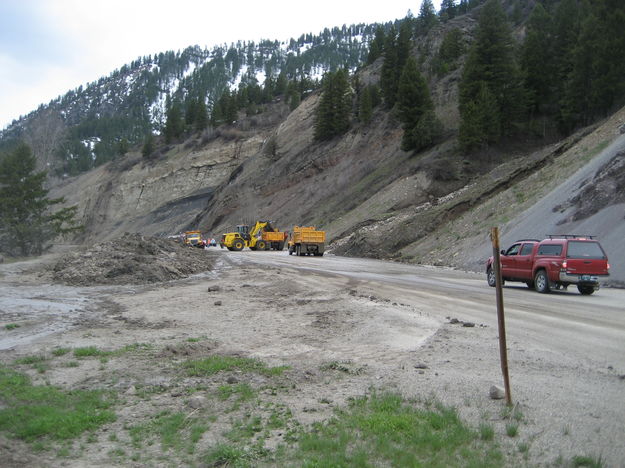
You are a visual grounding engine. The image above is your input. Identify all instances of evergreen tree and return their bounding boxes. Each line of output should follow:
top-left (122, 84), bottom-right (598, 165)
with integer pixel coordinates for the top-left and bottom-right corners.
top-left (164, 102), bottom-right (184, 143)
top-left (440, 0), bottom-right (457, 21)
top-left (520, 3), bottom-right (554, 119)
top-left (367, 27), bottom-right (385, 65)
top-left (314, 69), bottom-right (352, 141)
top-left (458, 0), bottom-right (524, 150)
top-left (142, 133), bottom-right (155, 158)
top-left (195, 100), bottom-right (208, 131)
top-left (380, 26), bottom-right (399, 108)
top-left (397, 57), bottom-right (442, 151)
top-left (0, 143), bottom-right (81, 256)
top-left (397, 20), bottom-right (413, 73)
top-left (359, 85), bottom-right (373, 124)
top-left (417, 0), bottom-right (438, 36)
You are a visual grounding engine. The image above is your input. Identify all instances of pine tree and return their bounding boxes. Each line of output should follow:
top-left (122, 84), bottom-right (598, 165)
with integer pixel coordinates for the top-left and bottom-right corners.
top-left (164, 102), bottom-right (184, 143)
top-left (359, 85), bottom-right (374, 124)
top-left (397, 20), bottom-right (413, 73)
top-left (417, 0), bottom-right (438, 36)
top-left (397, 57), bottom-right (442, 151)
top-left (521, 3), bottom-right (554, 118)
top-left (142, 133), bottom-right (155, 158)
top-left (314, 69), bottom-right (352, 141)
top-left (458, 0), bottom-right (524, 149)
top-left (0, 143), bottom-right (81, 256)
top-left (440, 0), bottom-right (457, 21)
top-left (380, 26), bottom-right (399, 108)
top-left (195, 100), bottom-right (208, 131)
top-left (367, 27), bottom-right (385, 65)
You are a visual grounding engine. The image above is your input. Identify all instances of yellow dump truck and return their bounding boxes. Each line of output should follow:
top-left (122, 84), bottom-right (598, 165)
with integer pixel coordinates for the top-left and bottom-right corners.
top-left (220, 221), bottom-right (288, 251)
top-left (288, 226), bottom-right (325, 256)
top-left (182, 230), bottom-right (204, 248)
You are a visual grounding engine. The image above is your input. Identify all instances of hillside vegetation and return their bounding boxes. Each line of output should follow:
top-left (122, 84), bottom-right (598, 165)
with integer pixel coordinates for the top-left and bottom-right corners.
top-left (2, 0), bottom-right (625, 282)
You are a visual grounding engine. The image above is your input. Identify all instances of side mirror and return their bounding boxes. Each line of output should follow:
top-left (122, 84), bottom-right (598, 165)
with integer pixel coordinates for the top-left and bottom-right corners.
top-left (500, 249), bottom-right (506, 255)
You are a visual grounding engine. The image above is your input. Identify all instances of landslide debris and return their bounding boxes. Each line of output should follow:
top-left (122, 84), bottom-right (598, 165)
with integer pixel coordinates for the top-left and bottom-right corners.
top-left (51, 233), bottom-right (214, 285)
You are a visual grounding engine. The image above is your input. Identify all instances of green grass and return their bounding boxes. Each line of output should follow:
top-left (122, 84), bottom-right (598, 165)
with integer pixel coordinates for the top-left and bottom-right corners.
top-left (128, 410), bottom-right (207, 454)
top-left (284, 392), bottom-right (504, 467)
top-left (184, 355), bottom-right (289, 377)
top-left (0, 366), bottom-right (116, 442)
top-left (73, 346), bottom-right (110, 358)
top-left (572, 455), bottom-right (604, 467)
top-left (14, 355), bottom-right (47, 365)
top-left (52, 347), bottom-right (71, 357)
top-left (506, 423), bottom-right (519, 437)
top-left (4, 323), bottom-right (20, 330)
top-left (202, 444), bottom-right (250, 467)
top-left (217, 383), bottom-right (256, 402)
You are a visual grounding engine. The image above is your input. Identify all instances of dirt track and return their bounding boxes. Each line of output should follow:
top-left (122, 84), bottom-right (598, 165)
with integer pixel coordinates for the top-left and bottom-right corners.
top-left (1, 248), bottom-right (624, 467)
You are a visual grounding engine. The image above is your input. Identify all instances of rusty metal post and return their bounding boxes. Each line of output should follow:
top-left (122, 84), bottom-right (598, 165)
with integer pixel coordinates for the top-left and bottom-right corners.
top-left (490, 227), bottom-right (512, 406)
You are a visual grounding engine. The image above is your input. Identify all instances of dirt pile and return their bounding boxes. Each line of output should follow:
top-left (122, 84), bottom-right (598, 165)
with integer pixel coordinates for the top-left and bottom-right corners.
top-left (50, 233), bottom-right (214, 285)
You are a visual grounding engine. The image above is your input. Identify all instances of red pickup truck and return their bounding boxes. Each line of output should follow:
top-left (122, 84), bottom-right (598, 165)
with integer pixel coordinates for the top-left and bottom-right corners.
top-left (486, 235), bottom-right (610, 295)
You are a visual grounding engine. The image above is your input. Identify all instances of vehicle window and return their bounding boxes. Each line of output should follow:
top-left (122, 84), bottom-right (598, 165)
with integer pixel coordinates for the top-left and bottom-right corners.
top-left (520, 243), bottom-right (534, 256)
top-left (505, 244), bottom-right (521, 256)
top-left (537, 244), bottom-right (563, 256)
top-left (566, 241), bottom-right (606, 259)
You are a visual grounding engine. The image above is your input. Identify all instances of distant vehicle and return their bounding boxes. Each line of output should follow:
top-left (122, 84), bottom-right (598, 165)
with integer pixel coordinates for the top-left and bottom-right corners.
top-left (220, 221), bottom-right (287, 251)
top-left (486, 235), bottom-right (610, 295)
top-left (288, 226), bottom-right (326, 256)
top-left (182, 231), bottom-right (205, 248)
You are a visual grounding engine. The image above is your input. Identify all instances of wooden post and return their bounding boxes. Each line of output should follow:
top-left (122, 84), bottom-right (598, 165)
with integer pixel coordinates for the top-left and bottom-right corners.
top-left (490, 227), bottom-right (512, 406)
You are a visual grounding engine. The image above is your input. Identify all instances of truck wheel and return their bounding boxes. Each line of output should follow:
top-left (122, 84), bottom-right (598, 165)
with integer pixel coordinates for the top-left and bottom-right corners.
top-left (232, 240), bottom-right (244, 251)
top-left (577, 285), bottom-right (595, 295)
top-left (257, 241), bottom-right (266, 250)
top-left (288, 246), bottom-right (293, 255)
top-left (534, 270), bottom-right (550, 293)
top-left (486, 267), bottom-right (496, 287)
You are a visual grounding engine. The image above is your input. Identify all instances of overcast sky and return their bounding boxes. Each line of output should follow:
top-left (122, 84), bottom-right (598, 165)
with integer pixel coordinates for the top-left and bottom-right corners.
top-left (0, 0), bottom-right (441, 130)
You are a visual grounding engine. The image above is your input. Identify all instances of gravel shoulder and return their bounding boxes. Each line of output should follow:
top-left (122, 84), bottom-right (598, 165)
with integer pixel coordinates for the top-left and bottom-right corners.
top-left (1, 247), bottom-right (624, 467)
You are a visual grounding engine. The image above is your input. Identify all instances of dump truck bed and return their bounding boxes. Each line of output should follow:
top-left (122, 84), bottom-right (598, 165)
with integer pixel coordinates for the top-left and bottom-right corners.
top-left (291, 226), bottom-right (326, 244)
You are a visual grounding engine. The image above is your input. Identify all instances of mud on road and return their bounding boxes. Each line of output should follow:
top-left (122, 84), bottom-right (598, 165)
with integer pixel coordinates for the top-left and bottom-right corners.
top-left (1, 244), bottom-right (624, 467)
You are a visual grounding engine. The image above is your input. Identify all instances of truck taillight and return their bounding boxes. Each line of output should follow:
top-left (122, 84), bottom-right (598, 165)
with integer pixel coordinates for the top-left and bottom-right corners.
top-left (562, 260), bottom-right (567, 269)
top-left (607, 263), bottom-right (610, 270)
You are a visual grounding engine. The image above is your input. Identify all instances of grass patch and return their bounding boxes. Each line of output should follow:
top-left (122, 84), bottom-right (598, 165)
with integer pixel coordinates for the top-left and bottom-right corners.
top-left (202, 444), bottom-right (250, 467)
top-left (284, 392), bottom-right (503, 467)
top-left (217, 383), bottom-right (256, 402)
top-left (184, 355), bottom-right (288, 377)
top-left (14, 355), bottom-right (47, 365)
top-left (479, 422), bottom-right (495, 441)
top-left (572, 455), bottom-right (604, 467)
top-left (506, 423), bottom-right (519, 437)
top-left (73, 346), bottom-right (110, 358)
top-left (128, 410), bottom-right (206, 454)
top-left (52, 347), bottom-right (71, 357)
top-left (4, 323), bottom-right (20, 330)
top-left (0, 366), bottom-right (116, 442)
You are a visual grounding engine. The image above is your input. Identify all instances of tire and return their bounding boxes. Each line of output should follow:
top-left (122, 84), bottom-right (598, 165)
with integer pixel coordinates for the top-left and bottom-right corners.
top-left (232, 239), bottom-right (244, 251)
top-left (257, 240), bottom-right (266, 250)
top-left (577, 285), bottom-right (595, 295)
top-left (534, 270), bottom-right (550, 293)
top-left (288, 246), bottom-right (293, 255)
top-left (296, 245), bottom-right (301, 256)
top-left (487, 267), bottom-right (496, 287)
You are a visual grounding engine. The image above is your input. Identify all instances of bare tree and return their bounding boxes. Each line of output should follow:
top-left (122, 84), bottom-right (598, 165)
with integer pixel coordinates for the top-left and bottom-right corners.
top-left (23, 109), bottom-right (67, 172)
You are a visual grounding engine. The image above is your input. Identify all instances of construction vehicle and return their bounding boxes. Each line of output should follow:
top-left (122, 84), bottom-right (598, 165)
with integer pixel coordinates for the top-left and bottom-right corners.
top-left (288, 226), bottom-right (325, 256)
top-left (220, 221), bottom-right (288, 251)
top-left (182, 230), bottom-right (204, 248)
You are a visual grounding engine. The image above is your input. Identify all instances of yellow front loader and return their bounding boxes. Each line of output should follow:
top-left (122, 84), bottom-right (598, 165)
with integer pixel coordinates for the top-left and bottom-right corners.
top-left (220, 221), bottom-right (287, 251)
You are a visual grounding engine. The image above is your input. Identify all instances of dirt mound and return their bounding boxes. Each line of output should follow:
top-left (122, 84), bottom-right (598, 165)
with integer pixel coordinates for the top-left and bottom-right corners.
top-left (51, 233), bottom-right (214, 285)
